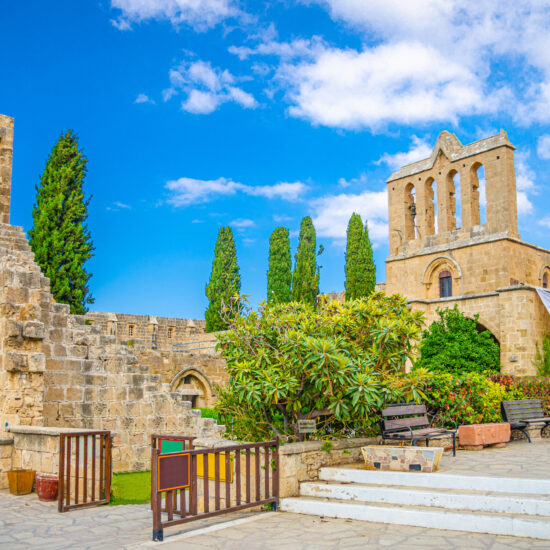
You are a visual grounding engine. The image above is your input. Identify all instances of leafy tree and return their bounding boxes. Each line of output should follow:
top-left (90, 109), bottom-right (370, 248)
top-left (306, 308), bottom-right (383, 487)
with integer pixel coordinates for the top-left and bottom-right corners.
top-left (215, 294), bottom-right (425, 441)
top-left (292, 216), bottom-right (320, 305)
top-left (345, 214), bottom-right (376, 300)
top-left (416, 306), bottom-right (500, 375)
top-left (29, 130), bottom-right (94, 314)
top-left (363, 221), bottom-right (376, 295)
top-left (267, 227), bottom-right (291, 304)
top-left (205, 226), bottom-right (241, 332)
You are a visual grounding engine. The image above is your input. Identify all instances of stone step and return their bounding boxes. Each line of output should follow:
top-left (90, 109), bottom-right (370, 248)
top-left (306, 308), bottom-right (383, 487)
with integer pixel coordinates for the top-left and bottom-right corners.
top-left (319, 467), bottom-right (550, 495)
top-left (280, 496), bottom-right (550, 539)
top-left (300, 481), bottom-right (550, 516)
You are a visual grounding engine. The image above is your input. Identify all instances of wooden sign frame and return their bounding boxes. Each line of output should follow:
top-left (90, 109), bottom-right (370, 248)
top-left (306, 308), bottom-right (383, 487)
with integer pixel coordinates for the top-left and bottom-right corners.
top-left (157, 452), bottom-right (190, 492)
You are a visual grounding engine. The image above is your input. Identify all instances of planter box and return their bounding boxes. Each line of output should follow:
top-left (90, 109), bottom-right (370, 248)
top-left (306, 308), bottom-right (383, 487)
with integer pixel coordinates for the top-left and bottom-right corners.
top-left (361, 445), bottom-right (443, 473)
top-left (8, 469), bottom-right (35, 495)
top-left (458, 423), bottom-right (510, 450)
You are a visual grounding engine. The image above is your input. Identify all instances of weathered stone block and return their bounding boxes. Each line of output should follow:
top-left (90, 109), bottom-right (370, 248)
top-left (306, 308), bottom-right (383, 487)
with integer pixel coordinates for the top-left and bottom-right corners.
top-left (28, 353), bottom-right (46, 373)
top-left (22, 321), bottom-right (45, 339)
top-left (5, 351), bottom-right (27, 372)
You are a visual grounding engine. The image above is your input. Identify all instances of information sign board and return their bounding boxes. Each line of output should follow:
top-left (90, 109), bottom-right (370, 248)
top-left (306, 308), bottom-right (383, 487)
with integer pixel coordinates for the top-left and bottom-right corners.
top-left (297, 419), bottom-right (316, 434)
top-left (157, 452), bottom-right (190, 492)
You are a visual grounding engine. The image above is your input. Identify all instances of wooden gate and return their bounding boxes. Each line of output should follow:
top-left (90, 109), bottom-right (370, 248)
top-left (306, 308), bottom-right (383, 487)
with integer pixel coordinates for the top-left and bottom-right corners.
top-left (151, 438), bottom-right (279, 541)
top-left (58, 431), bottom-right (112, 512)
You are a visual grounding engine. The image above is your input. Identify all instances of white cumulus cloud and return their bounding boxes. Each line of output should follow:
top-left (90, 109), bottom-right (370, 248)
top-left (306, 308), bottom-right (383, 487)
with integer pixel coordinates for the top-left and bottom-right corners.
top-left (110, 0), bottom-right (242, 31)
top-left (164, 60), bottom-right (257, 114)
top-left (166, 177), bottom-right (307, 206)
top-left (377, 136), bottom-right (432, 171)
top-left (134, 93), bottom-right (155, 104)
top-left (230, 218), bottom-right (255, 228)
top-left (312, 189), bottom-right (388, 246)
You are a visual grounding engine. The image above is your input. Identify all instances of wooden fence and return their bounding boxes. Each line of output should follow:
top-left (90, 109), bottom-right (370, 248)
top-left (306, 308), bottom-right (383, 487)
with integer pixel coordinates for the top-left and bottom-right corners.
top-left (58, 431), bottom-right (112, 512)
top-left (151, 438), bottom-right (279, 541)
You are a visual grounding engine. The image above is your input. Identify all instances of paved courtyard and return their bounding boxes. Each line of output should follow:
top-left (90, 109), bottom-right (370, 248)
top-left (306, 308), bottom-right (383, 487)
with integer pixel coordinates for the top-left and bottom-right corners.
top-left (1, 440), bottom-right (549, 549)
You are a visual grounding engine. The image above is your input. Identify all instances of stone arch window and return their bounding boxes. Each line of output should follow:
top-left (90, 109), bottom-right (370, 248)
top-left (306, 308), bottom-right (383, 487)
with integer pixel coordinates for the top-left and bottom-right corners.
top-left (544, 273), bottom-right (549, 289)
top-left (128, 324), bottom-right (135, 337)
top-left (424, 178), bottom-right (436, 236)
top-left (167, 326), bottom-right (174, 339)
top-left (404, 183), bottom-right (416, 241)
top-left (439, 270), bottom-right (452, 298)
top-left (447, 169), bottom-right (461, 230)
top-left (471, 162), bottom-right (486, 226)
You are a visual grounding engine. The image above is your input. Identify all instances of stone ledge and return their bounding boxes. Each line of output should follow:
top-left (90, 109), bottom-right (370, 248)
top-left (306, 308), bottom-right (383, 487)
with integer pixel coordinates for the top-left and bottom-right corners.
top-left (8, 425), bottom-right (104, 436)
top-left (280, 437), bottom-right (380, 455)
top-left (0, 437), bottom-right (13, 445)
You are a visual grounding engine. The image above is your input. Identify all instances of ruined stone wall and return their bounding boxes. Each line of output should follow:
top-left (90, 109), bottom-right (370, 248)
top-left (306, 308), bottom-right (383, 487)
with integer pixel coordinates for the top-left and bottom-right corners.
top-left (84, 310), bottom-right (207, 350)
top-left (0, 115), bottom-right (13, 224)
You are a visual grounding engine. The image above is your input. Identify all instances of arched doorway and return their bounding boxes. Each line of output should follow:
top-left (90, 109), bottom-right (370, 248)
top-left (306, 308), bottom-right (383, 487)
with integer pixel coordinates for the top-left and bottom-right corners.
top-left (170, 368), bottom-right (213, 408)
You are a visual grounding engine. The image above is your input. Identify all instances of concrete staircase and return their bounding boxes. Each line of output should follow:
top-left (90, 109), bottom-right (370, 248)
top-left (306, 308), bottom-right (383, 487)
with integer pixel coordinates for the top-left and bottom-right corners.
top-left (280, 467), bottom-right (550, 540)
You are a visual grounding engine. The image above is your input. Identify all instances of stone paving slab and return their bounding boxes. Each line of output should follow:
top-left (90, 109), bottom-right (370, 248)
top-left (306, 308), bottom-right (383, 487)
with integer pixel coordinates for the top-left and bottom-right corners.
top-left (149, 511), bottom-right (550, 549)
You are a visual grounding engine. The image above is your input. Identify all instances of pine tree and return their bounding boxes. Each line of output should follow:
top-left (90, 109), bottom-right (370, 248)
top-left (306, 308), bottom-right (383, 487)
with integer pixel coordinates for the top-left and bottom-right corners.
top-left (291, 216), bottom-right (319, 305)
top-left (363, 220), bottom-right (376, 295)
top-left (29, 130), bottom-right (94, 314)
top-left (267, 227), bottom-right (292, 304)
top-left (205, 226), bottom-right (241, 332)
top-left (344, 213), bottom-right (376, 300)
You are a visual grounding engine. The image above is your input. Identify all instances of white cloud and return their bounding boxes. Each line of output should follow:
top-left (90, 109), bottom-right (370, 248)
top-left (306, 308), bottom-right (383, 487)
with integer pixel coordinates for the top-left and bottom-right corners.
top-left (106, 201), bottom-right (132, 211)
top-left (537, 135), bottom-right (550, 159)
top-left (229, 36), bottom-right (325, 61)
top-left (166, 177), bottom-right (239, 206)
top-left (312, 189), bottom-right (388, 246)
top-left (166, 177), bottom-right (307, 206)
top-left (274, 214), bottom-right (292, 223)
top-left (231, 218), bottom-right (255, 228)
top-left (306, 0), bottom-right (550, 125)
top-left (277, 41), bottom-right (491, 130)
top-left (515, 152), bottom-right (536, 193)
top-left (135, 93), bottom-right (155, 104)
top-left (377, 136), bottom-right (432, 171)
top-left (337, 173), bottom-right (367, 188)
top-left (243, 181), bottom-right (307, 201)
top-left (517, 192), bottom-right (534, 216)
top-left (110, 0), bottom-right (241, 31)
top-left (164, 60), bottom-right (257, 114)
top-left (539, 217), bottom-right (550, 229)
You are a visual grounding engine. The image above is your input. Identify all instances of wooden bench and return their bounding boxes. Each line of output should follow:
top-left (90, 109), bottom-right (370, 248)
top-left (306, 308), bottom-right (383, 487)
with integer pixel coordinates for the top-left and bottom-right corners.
top-left (380, 403), bottom-right (457, 456)
top-left (501, 399), bottom-right (550, 442)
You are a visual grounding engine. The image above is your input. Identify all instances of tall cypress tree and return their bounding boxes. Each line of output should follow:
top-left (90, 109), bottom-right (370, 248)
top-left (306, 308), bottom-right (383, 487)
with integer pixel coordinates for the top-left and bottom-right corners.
top-left (363, 220), bottom-right (376, 295)
top-left (344, 213), bottom-right (365, 300)
top-left (344, 213), bottom-right (376, 300)
top-left (267, 227), bottom-right (291, 304)
top-left (205, 226), bottom-right (241, 332)
top-left (291, 216), bottom-right (319, 305)
top-left (29, 130), bottom-right (94, 314)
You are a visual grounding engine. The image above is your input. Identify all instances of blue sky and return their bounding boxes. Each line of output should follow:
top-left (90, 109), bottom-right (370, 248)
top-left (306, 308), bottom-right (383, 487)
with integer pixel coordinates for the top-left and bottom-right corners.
top-left (2, 0), bottom-right (550, 319)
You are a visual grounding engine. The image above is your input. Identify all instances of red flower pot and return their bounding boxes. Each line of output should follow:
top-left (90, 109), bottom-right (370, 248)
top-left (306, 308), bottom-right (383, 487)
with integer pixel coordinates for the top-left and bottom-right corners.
top-left (36, 474), bottom-right (59, 501)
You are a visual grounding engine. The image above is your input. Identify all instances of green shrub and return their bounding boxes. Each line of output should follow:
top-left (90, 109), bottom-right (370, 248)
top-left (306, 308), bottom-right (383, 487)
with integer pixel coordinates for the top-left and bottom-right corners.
top-left (215, 293), bottom-right (425, 441)
top-left (417, 306), bottom-right (500, 375)
top-left (533, 336), bottom-right (550, 377)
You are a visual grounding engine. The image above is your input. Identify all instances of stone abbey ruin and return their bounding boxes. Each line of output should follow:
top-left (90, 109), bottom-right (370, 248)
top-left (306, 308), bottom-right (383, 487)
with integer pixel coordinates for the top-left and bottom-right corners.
top-left (1, 113), bottom-right (550, 488)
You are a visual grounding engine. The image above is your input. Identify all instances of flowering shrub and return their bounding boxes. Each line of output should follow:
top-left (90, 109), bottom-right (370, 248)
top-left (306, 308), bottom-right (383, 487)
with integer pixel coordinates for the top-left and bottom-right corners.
top-left (490, 374), bottom-right (550, 414)
top-left (420, 372), bottom-right (523, 427)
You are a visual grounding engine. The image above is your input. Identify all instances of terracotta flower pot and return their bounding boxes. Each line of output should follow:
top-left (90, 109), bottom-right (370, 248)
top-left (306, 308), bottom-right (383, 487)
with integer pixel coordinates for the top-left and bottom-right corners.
top-left (36, 474), bottom-right (59, 501)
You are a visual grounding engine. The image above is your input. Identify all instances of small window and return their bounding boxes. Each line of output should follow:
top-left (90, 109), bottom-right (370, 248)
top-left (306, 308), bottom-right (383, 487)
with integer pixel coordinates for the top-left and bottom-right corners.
top-left (128, 324), bottom-right (135, 337)
top-left (544, 273), bottom-right (549, 289)
top-left (167, 327), bottom-right (174, 339)
top-left (439, 270), bottom-right (452, 298)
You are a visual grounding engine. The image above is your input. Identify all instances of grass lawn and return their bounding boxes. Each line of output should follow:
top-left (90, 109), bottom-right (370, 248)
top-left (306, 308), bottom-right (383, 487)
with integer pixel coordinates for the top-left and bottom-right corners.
top-left (110, 471), bottom-right (151, 505)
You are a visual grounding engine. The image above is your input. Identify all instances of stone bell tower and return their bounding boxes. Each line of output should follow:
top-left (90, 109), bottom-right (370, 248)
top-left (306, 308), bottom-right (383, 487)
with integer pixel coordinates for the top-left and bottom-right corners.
top-left (0, 115), bottom-right (13, 225)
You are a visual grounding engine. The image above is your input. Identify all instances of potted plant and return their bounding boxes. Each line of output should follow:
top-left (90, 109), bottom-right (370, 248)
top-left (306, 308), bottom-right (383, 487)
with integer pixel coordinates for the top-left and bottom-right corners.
top-left (7, 469), bottom-right (35, 495)
top-left (35, 474), bottom-right (59, 501)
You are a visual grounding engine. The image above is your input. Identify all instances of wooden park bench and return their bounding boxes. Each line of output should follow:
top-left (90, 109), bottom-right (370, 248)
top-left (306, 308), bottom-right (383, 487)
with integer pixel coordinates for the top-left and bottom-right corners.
top-left (380, 403), bottom-right (457, 456)
top-left (501, 399), bottom-right (550, 442)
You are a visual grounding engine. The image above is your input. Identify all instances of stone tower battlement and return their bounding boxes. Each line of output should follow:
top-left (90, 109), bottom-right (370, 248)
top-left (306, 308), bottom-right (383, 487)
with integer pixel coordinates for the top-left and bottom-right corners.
top-left (387, 130), bottom-right (518, 258)
top-left (0, 115), bottom-right (14, 224)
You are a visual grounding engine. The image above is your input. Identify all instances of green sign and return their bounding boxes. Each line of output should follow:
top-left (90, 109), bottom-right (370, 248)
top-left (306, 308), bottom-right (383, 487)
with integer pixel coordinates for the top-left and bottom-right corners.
top-left (160, 439), bottom-right (184, 454)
